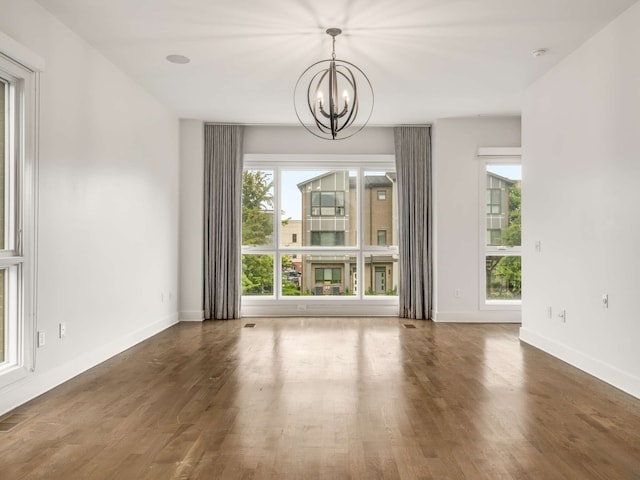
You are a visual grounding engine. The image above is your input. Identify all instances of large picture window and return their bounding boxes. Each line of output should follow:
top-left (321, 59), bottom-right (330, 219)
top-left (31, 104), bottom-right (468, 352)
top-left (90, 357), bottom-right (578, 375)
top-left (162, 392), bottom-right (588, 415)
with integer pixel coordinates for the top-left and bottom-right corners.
top-left (479, 152), bottom-right (521, 307)
top-left (241, 155), bottom-right (398, 316)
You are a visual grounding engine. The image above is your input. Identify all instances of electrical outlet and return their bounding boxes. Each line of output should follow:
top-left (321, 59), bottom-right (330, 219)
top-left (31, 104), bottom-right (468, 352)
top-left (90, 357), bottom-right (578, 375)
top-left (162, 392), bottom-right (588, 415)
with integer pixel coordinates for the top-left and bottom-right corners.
top-left (297, 304), bottom-right (307, 311)
top-left (602, 294), bottom-right (609, 309)
top-left (454, 289), bottom-right (461, 299)
top-left (535, 240), bottom-right (542, 253)
top-left (59, 322), bottom-right (66, 338)
top-left (37, 331), bottom-right (46, 347)
top-left (558, 310), bottom-right (566, 323)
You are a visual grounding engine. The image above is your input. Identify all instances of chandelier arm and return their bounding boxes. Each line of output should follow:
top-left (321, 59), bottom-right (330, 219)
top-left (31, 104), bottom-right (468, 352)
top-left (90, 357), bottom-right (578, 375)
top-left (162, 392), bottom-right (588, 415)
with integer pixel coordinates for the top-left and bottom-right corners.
top-left (334, 69), bottom-right (358, 130)
top-left (334, 69), bottom-right (356, 123)
top-left (329, 59), bottom-right (337, 139)
top-left (307, 70), bottom-right (333, 129)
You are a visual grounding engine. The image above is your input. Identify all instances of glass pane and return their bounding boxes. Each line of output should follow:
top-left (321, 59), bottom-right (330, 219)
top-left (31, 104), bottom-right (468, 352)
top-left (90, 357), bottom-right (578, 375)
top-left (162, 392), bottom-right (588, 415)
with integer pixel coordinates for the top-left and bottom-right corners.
top-left (242, 254), bottom-right (274, 296)
top-left (364, 253), bottom-right (398, 295)
top-left (364, 171), bottom-right (397, 246)
top-left (290, 253), bottom-right (356, 296)
top-left (281, 170), bottom-right (357, 247)
top-left (0, 269), bottom-right (5, 363)
top-left (242, 170), bottom-right (274, 246)
top-left (486, 255), bottom-right (521, 300)
top-left (486, 165), bottom-right (521, 247)
top-left (320, 192), bottom-right (334, 206)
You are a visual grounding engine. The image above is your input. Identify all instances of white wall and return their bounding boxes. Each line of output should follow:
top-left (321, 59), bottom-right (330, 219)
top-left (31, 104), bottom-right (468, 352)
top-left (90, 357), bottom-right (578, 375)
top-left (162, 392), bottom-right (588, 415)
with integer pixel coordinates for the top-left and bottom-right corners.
top-left (0, 0), bottom-right (179, 414)
top-left (179, 120), bottom-right (204, 321)
top-left (521, 2), bottom-right (640, 398)
top-left (433, 116), bottom-right (522, 322)
top-left (244, 125), bottom-right (395, 155)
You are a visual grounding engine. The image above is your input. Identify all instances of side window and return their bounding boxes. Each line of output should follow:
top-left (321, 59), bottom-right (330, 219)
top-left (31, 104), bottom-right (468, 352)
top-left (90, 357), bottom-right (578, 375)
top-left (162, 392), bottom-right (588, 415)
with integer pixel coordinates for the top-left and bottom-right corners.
top-left (0, 53), bottom-right (38, 386)
top-left (482, 162), bottom-right (522, 304)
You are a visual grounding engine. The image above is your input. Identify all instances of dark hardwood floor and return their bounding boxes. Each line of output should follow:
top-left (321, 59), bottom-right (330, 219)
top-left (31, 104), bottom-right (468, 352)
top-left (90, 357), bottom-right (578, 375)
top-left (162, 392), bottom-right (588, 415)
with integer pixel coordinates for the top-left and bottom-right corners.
top-left (1, 318), bottom-right (639, 479)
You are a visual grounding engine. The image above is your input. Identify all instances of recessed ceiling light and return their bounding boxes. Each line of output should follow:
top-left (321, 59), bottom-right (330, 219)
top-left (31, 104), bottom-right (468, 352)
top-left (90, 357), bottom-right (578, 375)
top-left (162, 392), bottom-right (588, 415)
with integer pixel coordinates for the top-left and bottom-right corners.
top-left (166, 54), bottom-right (190, 64)
top-left (531, 48), bottom-right (549, 58)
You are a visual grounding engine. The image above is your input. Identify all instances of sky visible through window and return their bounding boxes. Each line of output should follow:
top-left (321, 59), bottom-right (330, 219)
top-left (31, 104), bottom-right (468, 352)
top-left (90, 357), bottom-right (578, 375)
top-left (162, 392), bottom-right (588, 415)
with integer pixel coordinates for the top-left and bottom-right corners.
top-left (487, 165), bottom-right (522, 181)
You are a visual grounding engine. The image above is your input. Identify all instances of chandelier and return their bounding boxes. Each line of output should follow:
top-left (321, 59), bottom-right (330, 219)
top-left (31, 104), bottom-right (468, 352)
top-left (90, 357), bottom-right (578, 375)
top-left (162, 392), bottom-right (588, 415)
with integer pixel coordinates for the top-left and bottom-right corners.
top-left (294, 28), bottom-right (374, 140)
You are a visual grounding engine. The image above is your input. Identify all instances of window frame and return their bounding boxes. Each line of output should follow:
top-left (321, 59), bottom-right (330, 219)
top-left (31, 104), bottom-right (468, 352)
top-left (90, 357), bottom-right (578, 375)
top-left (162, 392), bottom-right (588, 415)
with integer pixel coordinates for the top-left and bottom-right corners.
top-left (477, 148), bottom-right (522, 311)
top-left (242, 154), bottom-right (398, 316)
top-left (0, 50), bottom-right (39, 387)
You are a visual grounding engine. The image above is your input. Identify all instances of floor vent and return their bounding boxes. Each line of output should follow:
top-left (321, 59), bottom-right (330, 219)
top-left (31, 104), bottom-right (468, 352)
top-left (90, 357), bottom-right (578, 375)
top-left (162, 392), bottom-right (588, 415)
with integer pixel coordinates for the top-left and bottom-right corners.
top-left (0, 414), bottom-right (31, 432)
top-left (244, 323), bottom-right (256, 328)
top-left (403, 323), bottom-right (417, 329)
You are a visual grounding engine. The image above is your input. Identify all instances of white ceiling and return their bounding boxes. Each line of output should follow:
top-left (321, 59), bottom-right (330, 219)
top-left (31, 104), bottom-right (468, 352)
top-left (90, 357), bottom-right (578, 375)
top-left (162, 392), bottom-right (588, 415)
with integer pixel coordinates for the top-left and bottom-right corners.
top-left (35, 0), bottom-right (638, 125)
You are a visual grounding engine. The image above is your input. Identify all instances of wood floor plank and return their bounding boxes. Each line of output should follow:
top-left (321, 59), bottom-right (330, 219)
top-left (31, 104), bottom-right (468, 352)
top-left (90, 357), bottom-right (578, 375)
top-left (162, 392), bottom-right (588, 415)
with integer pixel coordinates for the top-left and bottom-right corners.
top-left (1, 318), bottom-right (639, 479)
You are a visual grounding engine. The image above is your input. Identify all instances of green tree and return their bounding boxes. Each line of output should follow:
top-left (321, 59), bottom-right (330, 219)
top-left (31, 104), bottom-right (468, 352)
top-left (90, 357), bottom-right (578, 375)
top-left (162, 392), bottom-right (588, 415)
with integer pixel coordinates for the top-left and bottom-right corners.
top-left (492, 184), bottom-right (522, 298)
top-left (242, 171), bottom-right (274, 295)
top-left (242, 170), bottom-right (273, 246)
top-left (502, 184), bottom-right (521, 247)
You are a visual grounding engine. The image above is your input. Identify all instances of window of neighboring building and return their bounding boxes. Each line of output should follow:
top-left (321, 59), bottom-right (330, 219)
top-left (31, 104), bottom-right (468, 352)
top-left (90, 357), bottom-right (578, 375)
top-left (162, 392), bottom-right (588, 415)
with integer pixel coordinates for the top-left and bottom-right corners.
top-left (480, 158), bottom-right (521, 307)
top-left (377, 190), bottom-right (386, 201)
top-left (311, 191), bottom-right (345, 216)
top-left (240, 157), bottom-right (399, 313)
top-left (292, 233), bottom-right (297, 243)
top-left (487, 229), bottom-right (502, 246)
top-left (311, 231), bottom-right (345, 246)
top-left (315, 268), bottom-right (341, 284)
top-left (0, 52), bottom-right (38, 387)
top-left (486, 188), bottom-right (502, 214)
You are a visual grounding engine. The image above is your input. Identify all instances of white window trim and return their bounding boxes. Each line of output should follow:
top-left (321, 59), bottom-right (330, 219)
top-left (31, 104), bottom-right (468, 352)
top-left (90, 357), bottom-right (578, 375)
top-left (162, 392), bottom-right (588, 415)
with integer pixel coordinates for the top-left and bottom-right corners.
top-left (478, 148), bottom-right (521, 311)
top-left (242, 154), bottom-right (398, 317)
top-left (0, 46), bottom-right (40, 388)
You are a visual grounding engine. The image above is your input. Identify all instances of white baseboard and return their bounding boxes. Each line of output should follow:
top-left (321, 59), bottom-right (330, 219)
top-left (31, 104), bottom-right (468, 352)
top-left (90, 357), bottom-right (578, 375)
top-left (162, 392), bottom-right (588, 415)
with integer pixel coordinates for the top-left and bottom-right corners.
top-left (432, 310), bottom-right (521, 323)
top-left (0, 313), bottom-right (179, 417)
top-left (180, 310), bottom-right (205, 322)
top-left (519, 327), bottom-right (640, 400)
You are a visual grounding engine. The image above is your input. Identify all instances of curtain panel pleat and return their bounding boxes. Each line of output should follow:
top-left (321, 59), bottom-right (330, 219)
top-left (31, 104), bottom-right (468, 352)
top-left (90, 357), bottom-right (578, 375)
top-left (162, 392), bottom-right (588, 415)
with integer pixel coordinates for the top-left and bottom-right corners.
top-left (203, 124), bottom-right (244, 320)
top-left (394, 126), bottom-right (432, 319)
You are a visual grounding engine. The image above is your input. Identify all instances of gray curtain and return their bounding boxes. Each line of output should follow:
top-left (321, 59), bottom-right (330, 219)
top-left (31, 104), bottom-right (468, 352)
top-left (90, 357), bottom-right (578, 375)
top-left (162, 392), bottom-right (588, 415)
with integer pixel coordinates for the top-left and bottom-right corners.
top-left (204, 124), bottom-right (244, 319)
top-left (394, 126), bottom-right (432, 319)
